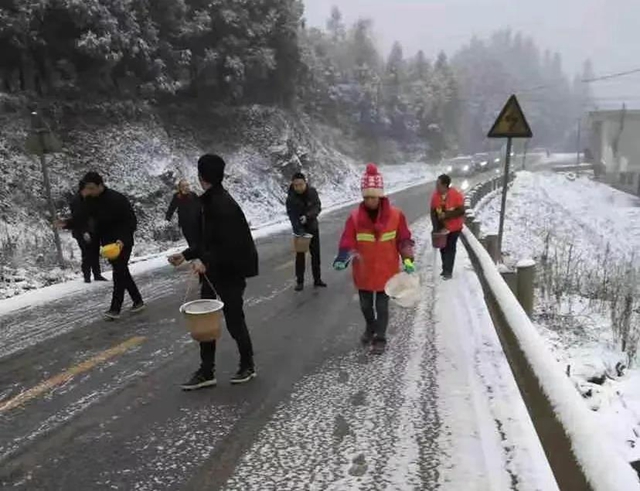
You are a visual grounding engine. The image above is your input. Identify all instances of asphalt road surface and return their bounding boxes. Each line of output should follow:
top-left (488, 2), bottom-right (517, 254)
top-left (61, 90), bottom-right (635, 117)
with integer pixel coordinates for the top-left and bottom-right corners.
top-left (0, 172), bottom-right (500, 490)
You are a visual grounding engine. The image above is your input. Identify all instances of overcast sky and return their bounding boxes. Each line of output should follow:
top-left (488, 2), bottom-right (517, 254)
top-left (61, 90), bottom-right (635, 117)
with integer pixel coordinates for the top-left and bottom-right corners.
top-left (303, 0), bottom-right (640, 105)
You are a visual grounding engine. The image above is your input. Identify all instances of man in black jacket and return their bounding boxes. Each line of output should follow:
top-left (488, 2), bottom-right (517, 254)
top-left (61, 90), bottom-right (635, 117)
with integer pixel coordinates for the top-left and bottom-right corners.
top-left (68, 180), bottom-right (107, 283)
top-left (165, 179), bottom-right (200, 248)
top-left (169, 154), bottom-right (258, 390)
top-left (286, 172), bottom-right (326, 291)
top-left (79, 172), bottom-right (144, 320)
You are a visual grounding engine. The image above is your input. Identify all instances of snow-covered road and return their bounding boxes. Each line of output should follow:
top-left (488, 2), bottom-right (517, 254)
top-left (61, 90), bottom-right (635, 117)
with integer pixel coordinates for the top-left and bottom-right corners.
top-left (222, 220), bottom-right (557, 491)
top-left (0, 179), bottom-right (557, 489)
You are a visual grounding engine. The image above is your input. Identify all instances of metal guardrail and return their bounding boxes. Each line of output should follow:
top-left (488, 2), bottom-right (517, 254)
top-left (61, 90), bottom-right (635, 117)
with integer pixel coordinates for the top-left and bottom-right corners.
top-left (461, 176), bottom-right (640, 491)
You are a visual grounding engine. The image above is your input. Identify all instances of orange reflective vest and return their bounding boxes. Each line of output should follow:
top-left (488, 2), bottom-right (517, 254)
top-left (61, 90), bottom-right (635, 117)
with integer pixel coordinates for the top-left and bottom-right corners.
top-left (351, 207), bottom-right (402, 292)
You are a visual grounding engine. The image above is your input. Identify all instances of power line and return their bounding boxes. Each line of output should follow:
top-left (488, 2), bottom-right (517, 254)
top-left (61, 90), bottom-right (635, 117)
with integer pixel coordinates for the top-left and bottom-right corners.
top-left (517, 66), bottom-right (640, 95)
top-left (582, 67), bottom-right (640, 84)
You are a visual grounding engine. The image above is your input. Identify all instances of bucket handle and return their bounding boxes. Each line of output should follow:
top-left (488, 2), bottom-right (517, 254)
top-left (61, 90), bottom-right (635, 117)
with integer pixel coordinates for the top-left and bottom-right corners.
top-left (182, 271), bottom-right (219, 306)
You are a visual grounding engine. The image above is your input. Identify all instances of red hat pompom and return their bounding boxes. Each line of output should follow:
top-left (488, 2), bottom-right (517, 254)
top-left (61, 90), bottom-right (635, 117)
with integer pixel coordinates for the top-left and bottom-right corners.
top-left (361, 163), bottom-right (384, 198)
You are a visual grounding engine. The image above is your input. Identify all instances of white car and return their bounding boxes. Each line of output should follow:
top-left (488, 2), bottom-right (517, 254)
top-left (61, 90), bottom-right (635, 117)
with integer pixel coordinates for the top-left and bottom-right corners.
top-left (444, 156), bottom-right (474, 177)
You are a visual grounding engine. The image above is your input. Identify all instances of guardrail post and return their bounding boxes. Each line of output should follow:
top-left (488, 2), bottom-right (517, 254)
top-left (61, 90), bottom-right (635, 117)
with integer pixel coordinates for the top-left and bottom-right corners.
top-left (499, 265), bottom-right (518, 295)
top-left (473, 221), bottom-right (481, 238)
top-left (469, 220), bottom-right (480, 238)
top-left (485, 234), bottom-right (500, 263)
top-left (479, 235), bottom-right (488, 251)
top-left (517, 259), bottom-right (536, 317)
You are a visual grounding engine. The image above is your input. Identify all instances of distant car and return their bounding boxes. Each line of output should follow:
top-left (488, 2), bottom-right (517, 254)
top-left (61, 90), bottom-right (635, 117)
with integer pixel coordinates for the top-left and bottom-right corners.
top-left (490, 153), bottom-right (503, 169)
top-left (472, 153), bottom-right (490, 172)
top-left (444, 156), bottom-right (474, 177)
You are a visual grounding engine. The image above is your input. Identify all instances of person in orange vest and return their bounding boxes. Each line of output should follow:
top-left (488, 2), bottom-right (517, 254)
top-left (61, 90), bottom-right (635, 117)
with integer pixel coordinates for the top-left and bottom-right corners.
top-left (430, 174), bottom-right (465, 280)
top-left (333, 163), bottom-right (415, 354)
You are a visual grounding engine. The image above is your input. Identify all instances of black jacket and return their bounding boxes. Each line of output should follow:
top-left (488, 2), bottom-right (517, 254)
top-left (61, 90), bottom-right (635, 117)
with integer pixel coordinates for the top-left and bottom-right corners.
top-left (86, 188), bottom-right (137, 246)
top-left (183, 185), bottom-right (259, 280)
top-left (166, 192), bottom-right (201, 231)
top-left (286, 185), bottom-right (321, 235)
top-left (68, 193), bottom-right (92, 241)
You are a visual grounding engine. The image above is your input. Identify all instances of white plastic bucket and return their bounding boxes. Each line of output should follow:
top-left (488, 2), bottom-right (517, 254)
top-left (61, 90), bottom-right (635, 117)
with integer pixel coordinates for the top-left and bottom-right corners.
top-left (179, 299), bottom-right (224, 342)
top-left (385, 272), bottom-right (421, 308)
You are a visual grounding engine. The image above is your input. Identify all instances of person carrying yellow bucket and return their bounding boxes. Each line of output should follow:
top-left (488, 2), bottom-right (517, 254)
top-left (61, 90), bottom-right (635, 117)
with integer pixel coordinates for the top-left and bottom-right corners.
top-left (60, 172), bottom-right (145, 320)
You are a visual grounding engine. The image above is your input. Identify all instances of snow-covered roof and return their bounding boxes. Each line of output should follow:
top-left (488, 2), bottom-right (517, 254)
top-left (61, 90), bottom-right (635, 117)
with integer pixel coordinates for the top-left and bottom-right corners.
top-left (588, 109), bottom-right (640, 121)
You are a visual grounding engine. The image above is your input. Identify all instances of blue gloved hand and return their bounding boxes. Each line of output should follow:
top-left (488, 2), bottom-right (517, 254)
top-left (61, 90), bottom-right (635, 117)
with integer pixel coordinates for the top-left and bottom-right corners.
top-left (403, 258), bottom-right (416, 274)
top-left (333, 260), bottom-right (347, 271)
top-left (333, 250), bottom-right (352, 271)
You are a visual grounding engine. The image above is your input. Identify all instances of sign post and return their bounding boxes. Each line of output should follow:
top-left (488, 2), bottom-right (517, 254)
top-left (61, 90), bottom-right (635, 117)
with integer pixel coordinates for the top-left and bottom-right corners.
top-left (26, 111), bottom-right (65, 268)
top-left (487, 95), bottom-right (533, 261)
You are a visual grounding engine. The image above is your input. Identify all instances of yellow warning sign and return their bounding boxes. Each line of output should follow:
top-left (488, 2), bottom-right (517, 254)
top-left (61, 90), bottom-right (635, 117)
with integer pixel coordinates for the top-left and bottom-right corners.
top-left (487, 95), bottom-right (533, 139)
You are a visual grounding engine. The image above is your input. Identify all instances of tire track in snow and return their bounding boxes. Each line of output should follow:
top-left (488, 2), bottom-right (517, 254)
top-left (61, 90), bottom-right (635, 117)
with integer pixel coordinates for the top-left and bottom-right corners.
top-left (434, 244), bottom-right (558, 491)
top-left (0, 271), bottom-right (179, 360)
top-left (458, 252), bottom-right (558, 491)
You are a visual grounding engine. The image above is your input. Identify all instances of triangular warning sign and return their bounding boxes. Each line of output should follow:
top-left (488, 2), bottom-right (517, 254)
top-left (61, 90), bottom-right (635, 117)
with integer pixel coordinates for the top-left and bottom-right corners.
top-left (487, 95), bottom-right (533, 139)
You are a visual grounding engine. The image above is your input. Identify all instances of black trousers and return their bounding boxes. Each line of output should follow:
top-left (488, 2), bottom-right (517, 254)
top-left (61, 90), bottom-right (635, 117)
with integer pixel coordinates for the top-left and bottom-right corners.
top-left (295, 230), bottom-right (321, 284)
top-left (76, 237), bottom-right (101, 280)
top-left (109, 243), bottom-right (143, 313)
top-left (440, 231), bottom-right (461, 275)
top-left (199, 275), bottom-right (254, 376)
top-left (181, 225), bottom-right (199, 250)
top-left (359, 291), bottom-right (390, 340)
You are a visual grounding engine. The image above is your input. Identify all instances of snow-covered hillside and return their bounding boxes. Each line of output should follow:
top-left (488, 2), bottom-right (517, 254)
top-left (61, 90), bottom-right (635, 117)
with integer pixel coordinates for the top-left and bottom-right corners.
top-left (477, 171), bottom-right (640, 462)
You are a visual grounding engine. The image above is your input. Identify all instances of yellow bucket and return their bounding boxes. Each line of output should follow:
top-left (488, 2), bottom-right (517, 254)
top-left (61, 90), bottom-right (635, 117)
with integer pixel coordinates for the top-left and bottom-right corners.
top-left (179, 299), bottom-right (224, 342)
top-left (100, 243), bottom-right (122, 260)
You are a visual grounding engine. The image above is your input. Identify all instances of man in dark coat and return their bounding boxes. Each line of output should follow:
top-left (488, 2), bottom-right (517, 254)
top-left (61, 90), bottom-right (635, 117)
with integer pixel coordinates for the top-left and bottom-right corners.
top-left (165, 179), bottom-right (200, 248)
top-left (169, 154), bottom-right (258, 390)
top-left (77, 172), bottom-right (144, 319)
top-left (68, 180), bottom-right (107, 283)
top-left (286, 172), bottom-right (326, 291)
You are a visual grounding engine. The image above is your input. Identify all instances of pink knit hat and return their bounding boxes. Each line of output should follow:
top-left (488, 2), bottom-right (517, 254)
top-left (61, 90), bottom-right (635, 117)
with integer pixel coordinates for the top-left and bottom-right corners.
top-left (361, 163), bottom-right (384, 198)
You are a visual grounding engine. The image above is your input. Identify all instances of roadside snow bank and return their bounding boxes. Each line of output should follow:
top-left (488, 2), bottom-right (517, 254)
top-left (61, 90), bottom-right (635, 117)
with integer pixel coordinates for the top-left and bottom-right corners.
top-left (476, 171), bottom-right (640, 264)
top-left (476, 171), bottom-right (640, 461)
top-left (463, 227), bottom-right (640, 490)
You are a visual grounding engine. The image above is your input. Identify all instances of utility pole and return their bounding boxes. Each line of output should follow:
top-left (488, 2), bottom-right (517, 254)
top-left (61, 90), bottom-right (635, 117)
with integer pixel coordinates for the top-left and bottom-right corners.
top-left (576, 117), bottom-right (582, 167)
top-left (27, 111), bottom-right (65, 268)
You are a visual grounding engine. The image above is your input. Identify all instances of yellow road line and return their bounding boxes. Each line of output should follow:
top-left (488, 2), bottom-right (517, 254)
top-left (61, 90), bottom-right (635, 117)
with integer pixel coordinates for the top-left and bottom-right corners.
top-left (274, 259), bottom-right (295, 272)
top-left (0, 336), bottom-right (146, 414)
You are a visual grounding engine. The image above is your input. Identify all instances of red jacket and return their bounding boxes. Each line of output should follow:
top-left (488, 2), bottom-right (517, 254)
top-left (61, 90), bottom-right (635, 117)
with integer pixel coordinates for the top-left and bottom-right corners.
top-left (430, 187), bottom-right (465, 232)
top-left (338, 198), bottom-right (414, 292)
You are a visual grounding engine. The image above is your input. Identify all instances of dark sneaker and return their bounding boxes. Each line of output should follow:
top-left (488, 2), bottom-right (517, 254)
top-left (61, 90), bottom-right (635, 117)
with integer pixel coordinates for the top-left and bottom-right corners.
top-left (181, 370), bottom-right (216, 391)
top-left (231, 366), bottom-right (257, 385)
top-left (104, 310), bottom-right (121, 321)
top-left (370, 338), bottom-right (387, 355)
top-left (94, 276), bottom-right (109, 282)
top-left (314, 280), bottom-right (327, 288)
top-left (130, 302), bottom-right (146, 314)
top-left (294, 283), bottom-right (304, 292)
top-left (360, 330), bottom-right (374, 345)
top-left (442, 273), bottom-right (453, 281)
top-left (84, 277), bottom-right (92, 284)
